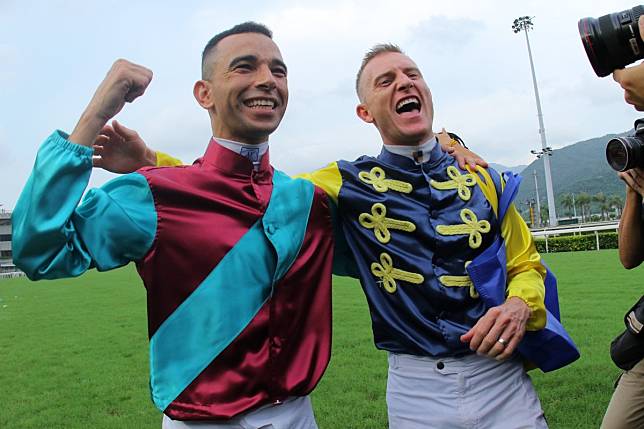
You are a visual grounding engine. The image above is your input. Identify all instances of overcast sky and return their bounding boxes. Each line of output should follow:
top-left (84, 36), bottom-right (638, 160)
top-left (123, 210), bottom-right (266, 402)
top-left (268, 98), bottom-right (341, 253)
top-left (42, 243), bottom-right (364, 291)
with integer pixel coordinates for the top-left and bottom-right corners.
top-left (1, 0), bottom-right (641, 209)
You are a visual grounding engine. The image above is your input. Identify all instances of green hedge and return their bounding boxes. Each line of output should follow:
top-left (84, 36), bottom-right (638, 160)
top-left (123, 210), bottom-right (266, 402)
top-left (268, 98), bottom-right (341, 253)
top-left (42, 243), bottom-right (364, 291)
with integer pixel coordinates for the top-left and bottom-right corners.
top-left (534, 232), bottom-right (618, 253)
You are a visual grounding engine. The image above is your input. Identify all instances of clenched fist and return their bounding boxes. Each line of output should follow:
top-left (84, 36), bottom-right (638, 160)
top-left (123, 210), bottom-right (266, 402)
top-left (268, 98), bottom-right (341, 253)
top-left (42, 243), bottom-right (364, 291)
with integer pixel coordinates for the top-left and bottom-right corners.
top-left (70, 59), bottom-right (153, 147)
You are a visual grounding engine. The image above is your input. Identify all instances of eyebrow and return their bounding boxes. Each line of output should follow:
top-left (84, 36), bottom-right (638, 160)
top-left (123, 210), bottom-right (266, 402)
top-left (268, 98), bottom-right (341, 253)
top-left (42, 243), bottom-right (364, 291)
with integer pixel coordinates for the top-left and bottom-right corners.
top-left (403, 66), bottom-right (422, 75)
top-left (272, 59), bottom-right (288, 73)
top-left (229, 55), bottom-right (257, 69)
top-left (373, 70), bottom-right (395, 85)
top-left (228, 55), bottom-right (288, 73)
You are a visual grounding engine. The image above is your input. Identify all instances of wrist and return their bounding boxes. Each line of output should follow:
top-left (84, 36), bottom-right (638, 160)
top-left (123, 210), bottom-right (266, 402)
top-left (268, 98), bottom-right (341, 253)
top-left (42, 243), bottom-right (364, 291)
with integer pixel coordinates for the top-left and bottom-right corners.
top-left (69, 110), bottom-right (107, 147)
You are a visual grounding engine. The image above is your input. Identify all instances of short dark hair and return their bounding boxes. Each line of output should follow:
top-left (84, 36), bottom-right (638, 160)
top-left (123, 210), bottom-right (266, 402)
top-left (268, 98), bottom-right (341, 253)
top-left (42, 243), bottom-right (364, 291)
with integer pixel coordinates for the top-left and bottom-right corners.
top-left (201, 22), bottom-right (273, 79)
top-left (355, 43), bottom-right (404, 100)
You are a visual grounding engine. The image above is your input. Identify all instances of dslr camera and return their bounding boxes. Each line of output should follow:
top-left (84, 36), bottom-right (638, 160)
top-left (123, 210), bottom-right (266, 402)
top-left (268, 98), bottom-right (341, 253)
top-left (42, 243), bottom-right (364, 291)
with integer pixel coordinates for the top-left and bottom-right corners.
top-left (579, 6), bottom-right (644, 171)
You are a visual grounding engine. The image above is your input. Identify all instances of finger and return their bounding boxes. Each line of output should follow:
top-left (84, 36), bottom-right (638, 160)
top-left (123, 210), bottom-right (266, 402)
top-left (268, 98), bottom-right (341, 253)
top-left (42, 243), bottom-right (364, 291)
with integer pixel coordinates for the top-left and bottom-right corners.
top-left (92, 156), bottom-right (104, 168)
top-left (124, 86), bottom-right (146, 103)
top-left (112, 120), bottom-right (138, 140)
top-left (613, 68), bottom-right (624, 84)
top-left (100, 124), bottom-right (114, 135)
top-left (101, 123), bottom-right (124, 144)
top-left (124, 71), bottom-right (152, 103)
top-left (464, 313), bottom-right (497, 351)
top-left (488, 323), bottom-right (518, 358)
top-left (94, 134), bottom-right (108, 144)
top-left (496, 328), bottom-right (525, 360)
top-left (458, 156), bottom-right (467, 170)
top-left (475, 318), bottom-right (509, 355)
top-left (93, 145), bottom-right (104, 156)
top-left (475, 156), bottom-right (488, 168)
top-left (461, 327), bottom-right (474, 343)
top-left (622, 174), bottom-right (640, 193)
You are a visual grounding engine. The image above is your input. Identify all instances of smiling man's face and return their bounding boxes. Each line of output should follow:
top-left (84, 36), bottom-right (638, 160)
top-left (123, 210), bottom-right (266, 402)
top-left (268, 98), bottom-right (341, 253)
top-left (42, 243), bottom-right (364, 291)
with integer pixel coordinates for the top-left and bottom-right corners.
top-left (357, 51), bottom-right (434, 146)
top-left (204, 32), bottom-right (288, 144)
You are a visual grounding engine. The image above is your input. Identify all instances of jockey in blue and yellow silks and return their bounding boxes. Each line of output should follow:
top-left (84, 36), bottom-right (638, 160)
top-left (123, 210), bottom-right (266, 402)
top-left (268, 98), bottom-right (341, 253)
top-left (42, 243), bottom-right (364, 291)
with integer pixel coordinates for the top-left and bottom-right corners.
top-left (299, 144), bottom-right (547, 358)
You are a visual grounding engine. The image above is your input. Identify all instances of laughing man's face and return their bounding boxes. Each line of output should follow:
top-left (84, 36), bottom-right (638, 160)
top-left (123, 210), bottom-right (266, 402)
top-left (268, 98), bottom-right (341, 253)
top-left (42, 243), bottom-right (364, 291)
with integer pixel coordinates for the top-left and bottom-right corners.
top-left (357, 52), bottom-right (434, 146)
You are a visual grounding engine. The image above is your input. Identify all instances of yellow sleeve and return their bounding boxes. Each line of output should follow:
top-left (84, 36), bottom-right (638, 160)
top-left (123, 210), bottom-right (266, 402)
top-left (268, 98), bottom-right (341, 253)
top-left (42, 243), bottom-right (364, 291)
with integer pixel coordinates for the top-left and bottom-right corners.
top-left (295, 162), bottom-right (342, 204)
top-left (470, 166), bottom-right (546, 331)
top-left (156, 151), bottom-right (184, 167)
top-left (500, 202), bottom-right (547, 331)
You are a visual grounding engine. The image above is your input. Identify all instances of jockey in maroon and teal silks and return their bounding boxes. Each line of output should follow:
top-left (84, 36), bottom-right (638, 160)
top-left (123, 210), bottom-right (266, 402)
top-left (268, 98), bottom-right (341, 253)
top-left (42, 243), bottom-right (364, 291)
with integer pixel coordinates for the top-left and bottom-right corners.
top-left (12, 132), bottom-right (335, 420)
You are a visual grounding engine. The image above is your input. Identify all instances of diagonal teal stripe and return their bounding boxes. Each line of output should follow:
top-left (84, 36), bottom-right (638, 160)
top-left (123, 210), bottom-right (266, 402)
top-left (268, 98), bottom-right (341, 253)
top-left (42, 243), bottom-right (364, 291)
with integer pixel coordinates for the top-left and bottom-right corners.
top-left (148, 171), bottom-right (315, 411)
top-left (149, 220), bottom-right (274, 411)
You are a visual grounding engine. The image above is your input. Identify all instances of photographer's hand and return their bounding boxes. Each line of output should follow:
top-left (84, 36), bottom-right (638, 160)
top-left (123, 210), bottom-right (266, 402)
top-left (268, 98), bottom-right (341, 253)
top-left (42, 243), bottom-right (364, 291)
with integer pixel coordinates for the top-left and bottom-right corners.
top-left (613, 17), bottom-right (644, 111)
top-left (617, 167), bottom-right (644, 268)
top-left (620, 167), bottom-right (644, 198)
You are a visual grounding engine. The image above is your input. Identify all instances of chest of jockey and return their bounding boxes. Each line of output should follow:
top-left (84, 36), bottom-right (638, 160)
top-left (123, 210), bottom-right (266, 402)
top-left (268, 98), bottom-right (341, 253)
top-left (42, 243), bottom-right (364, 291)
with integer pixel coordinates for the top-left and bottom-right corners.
top-left (338, 148), bottom-right (499, 355)
top-left (336, 150), bottom-right (500, 318)
top-left (133, 160), bottom-right (334, 419)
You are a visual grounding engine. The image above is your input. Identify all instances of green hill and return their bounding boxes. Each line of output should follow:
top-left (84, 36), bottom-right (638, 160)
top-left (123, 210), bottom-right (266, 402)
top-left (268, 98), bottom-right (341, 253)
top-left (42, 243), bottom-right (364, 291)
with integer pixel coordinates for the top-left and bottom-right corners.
top-left (507, 132), bottom-right (630, 219)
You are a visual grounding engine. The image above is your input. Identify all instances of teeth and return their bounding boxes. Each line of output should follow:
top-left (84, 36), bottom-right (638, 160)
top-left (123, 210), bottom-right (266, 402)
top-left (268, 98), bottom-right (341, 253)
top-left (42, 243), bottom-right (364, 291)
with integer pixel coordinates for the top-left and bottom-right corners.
top-left (396, 97), bottom-right (420, 110)
top-left (246, 99), bottom-right (275, 108)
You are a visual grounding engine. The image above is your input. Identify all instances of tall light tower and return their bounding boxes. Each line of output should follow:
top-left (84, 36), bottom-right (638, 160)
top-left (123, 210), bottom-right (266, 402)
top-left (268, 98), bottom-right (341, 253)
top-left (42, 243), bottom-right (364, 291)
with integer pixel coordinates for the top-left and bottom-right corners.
top-left (532, 169), bottom-right (541, 227)
top-left (513, 16), bottom-right (557, 226)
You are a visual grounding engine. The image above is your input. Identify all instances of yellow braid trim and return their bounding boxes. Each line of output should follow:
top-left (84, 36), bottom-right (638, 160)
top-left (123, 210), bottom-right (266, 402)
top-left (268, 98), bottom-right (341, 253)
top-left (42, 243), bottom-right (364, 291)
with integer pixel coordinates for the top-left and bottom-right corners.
top-left (429, 166), bottom-right (477, 201)
top-left (371, 253), bottom-right (424, 294)
top-left (359, 167), bottom-right (413, 194)
top-left (435, 208), bottom-right (491, 249)
top-left (358, 203), bottom-right (416, 244)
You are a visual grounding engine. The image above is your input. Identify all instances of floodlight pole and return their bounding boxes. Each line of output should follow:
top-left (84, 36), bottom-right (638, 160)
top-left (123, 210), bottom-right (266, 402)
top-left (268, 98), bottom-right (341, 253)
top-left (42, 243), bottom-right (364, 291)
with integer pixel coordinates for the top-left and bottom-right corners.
top-left (513, 16), bottom-right (558, 226)
top-left (533, 170), bottom-right (541, 227)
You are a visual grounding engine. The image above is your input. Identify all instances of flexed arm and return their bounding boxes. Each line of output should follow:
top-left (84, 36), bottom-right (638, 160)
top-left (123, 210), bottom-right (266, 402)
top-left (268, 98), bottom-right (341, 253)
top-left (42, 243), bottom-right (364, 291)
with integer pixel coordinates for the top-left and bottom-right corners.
top-left (69, 59), bottom-right (153, 147)
top-left (12, 60), bottom-right (157, 280)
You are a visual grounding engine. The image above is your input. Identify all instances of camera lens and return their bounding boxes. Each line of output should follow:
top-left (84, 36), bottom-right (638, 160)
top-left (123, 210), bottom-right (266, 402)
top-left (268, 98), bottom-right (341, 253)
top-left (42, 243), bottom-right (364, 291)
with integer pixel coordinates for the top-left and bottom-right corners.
top-left (606, 138), bottom-right (631, 171)
top-left (606, 136), bottom-right (644, 171)
top-left (579, 6), bottom-right (644, 77)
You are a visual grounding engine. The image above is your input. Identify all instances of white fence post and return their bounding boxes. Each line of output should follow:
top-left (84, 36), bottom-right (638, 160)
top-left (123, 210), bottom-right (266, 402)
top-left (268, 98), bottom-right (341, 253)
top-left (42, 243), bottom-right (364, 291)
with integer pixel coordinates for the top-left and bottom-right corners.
top-left (530, 221), bottom-right (619, 252)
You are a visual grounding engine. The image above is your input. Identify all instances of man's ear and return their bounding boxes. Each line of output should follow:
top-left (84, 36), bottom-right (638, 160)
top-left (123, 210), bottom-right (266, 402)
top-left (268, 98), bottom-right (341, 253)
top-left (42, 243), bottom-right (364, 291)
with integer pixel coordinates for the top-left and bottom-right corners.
top-left (194, 80), bottom-right (214, 109)
top-left (356, 103), bottom-right (374, 124)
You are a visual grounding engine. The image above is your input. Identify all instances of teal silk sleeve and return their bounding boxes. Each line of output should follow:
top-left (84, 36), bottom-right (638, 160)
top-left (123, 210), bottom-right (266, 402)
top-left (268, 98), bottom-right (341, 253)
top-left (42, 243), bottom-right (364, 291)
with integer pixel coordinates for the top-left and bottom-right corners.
top-left (12, 130), bottom-right (157, 280)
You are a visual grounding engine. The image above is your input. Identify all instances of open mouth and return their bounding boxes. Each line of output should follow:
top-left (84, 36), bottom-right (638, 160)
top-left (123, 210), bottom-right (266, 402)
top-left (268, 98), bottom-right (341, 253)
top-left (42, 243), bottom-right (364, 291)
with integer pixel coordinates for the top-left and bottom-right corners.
top-left (244, 98), bottom-right (277, 110)
top-left (395, 96), bottom-right (421, 115)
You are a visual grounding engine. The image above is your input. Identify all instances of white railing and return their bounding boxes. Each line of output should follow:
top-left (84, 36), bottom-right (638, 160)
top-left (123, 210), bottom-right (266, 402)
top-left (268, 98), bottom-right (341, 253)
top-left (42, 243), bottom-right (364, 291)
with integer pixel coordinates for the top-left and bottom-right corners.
top-left (530, 221), bottom-right (619, 252)
top-left (0, 271), bottom-right (25, 279)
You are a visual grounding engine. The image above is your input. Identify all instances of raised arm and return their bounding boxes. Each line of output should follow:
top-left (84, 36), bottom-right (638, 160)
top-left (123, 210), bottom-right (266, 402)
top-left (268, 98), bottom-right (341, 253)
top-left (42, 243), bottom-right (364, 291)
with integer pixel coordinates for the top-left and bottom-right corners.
top-left (12, 60), bottom-right (157, 280)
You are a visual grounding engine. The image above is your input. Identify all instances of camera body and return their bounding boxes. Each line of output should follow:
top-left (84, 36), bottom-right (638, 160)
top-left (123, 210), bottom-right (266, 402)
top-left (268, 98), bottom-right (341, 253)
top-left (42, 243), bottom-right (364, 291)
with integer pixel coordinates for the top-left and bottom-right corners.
top-left (606, 119), bottom-right (644, 172)
top-left (579, 5), bottom-right (644, 77)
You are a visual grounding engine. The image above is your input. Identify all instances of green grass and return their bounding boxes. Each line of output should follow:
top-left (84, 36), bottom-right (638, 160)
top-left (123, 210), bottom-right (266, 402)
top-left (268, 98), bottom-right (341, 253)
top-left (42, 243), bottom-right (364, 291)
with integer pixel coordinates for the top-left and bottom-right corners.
top-left (1, 249), bottom-right (641, 428)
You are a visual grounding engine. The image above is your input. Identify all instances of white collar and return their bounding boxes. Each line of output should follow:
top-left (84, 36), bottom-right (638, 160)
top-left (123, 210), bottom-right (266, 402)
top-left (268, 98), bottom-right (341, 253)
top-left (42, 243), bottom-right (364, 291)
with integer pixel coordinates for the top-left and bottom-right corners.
top-left (383, 137), bottom-right (437, 164)
top-left (213, 137), bottom-right (269, 166)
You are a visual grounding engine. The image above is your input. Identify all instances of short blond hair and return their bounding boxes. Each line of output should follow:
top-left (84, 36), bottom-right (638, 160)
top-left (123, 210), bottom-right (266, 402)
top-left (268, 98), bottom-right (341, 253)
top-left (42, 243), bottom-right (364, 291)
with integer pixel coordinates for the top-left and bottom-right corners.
top-left (355, 43), bottom-right (403, 100)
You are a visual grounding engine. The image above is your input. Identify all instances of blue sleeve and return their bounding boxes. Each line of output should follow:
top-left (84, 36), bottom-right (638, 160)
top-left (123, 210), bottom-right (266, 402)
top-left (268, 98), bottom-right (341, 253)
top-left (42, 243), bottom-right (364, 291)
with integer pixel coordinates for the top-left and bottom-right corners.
top-left (12, 131), bottom-right (157, 280)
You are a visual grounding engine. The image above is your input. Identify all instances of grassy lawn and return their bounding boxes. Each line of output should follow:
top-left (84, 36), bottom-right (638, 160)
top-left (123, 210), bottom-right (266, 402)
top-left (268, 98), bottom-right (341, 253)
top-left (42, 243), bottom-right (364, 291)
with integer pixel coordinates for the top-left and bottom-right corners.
top-left (1, 249), bottom-right (641, 428)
